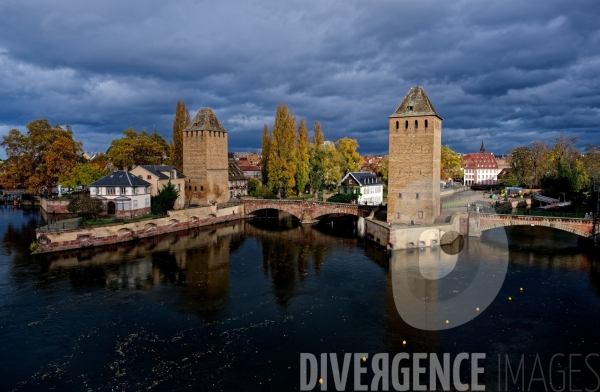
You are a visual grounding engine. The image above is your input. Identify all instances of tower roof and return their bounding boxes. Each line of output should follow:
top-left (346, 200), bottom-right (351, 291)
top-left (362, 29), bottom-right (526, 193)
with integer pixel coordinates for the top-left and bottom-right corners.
top-left (389, 86), bottom-right (441, 119)
top-left (185, 107), bottom-right (227, 133)
top-left (480, 140), bottom-right (485, 153)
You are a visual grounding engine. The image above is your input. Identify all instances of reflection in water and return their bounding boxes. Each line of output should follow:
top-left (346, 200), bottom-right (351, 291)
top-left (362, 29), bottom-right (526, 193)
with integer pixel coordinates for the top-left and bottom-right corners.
top-left (2, 208), bottom-right (600, 391)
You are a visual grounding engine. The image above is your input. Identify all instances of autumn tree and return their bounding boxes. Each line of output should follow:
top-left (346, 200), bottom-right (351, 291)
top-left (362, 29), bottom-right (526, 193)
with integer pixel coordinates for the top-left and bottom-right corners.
top-left (67, 194), bottom-right (104, 220)
top-left (308, 121), bottom-right (326, 192)
top-left (335, 137), bottom-right (361, 174)
top-left (268, 104), bottom-right (297, 197)
top-left (323, 142), bottom-right (344, 188)
top-left (440, 145), bottom-right (463, 180)
top-left (261, 124), bottom-right (271, 185)
top-left (171, 100), bottom-right (190, 170)
top-left (0, 119), bottom-right (82, 194)
top-left (58, 163), bottom-right (107, 191)
top-left (377, 156), bottom-right (389, 185)
top-left (295, 119), bottom-right (310, 195)
top-left (107, 129), bottom-right (169, 170)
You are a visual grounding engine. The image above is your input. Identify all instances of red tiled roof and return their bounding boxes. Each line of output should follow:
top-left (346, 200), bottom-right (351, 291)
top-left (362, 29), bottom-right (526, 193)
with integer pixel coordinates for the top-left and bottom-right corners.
top-left (462, 153), bottom-right (498, 169)
top-left (239, 165), bottom-right (260, 171)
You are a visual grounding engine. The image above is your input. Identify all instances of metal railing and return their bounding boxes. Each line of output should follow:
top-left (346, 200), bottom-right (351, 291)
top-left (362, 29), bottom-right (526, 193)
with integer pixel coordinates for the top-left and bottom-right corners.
top-left (38, 217), bottom-right (83, 232)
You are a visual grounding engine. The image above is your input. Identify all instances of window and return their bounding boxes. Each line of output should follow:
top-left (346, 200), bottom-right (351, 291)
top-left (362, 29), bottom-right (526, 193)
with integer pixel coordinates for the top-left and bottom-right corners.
top-left (194, 186), bottom-right (197, 191)
top-left (201, 186), bottom-right (204, 191)
top-left (398, 193), bottom-right (402, 199)
top-left (147, 175), bottom-right (151, 180)
top-left (189, 186), bottom-right (192, 191)
top-left (145, 198), bottom-right (150, 207)
top-left (349, 179), bottom-right (353, 185)
top-left (416, 193), bottom-right (419, 199)
top-left (178, 184), bottom-right (181, 191)
top-left (408, 106), bottom-right (413, 111)
top-left (395, 121), bottom-right (399, 130)
top-left (107, 187), bottom-right (116, 195)
top-left (415, 120), bottom-right (418, 129)
top-left (133, 200), bottom-right (138, 209)
top-left (396, 213), bottom-right (401, 219)
top-left (425, 119), bottom-right (428, 128)
top-left (120, 187), bottom-right (126, 195)
top-left (117, 201), bottom-right (130, 211)
top-left (405, 120), bottom-right (408, 129)
top-left (419, 211), bottom-right (424, 219)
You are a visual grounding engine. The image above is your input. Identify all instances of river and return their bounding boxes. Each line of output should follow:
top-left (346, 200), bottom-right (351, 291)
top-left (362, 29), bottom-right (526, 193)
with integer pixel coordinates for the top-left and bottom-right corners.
top-left (1, 206), bottom-right (599, 391)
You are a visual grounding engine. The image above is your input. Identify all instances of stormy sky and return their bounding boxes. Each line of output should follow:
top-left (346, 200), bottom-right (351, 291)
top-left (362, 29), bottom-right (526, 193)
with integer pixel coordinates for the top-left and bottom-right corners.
top-left (0, 0), bottom-right (599, 158)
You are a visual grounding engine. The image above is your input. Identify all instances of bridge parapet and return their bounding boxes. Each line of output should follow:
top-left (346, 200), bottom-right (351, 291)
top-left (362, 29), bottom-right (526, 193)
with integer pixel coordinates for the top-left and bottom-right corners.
top-left (475, 213), bottom-right (594, 239)
top-left (241, 199), bottom-right (375, 223)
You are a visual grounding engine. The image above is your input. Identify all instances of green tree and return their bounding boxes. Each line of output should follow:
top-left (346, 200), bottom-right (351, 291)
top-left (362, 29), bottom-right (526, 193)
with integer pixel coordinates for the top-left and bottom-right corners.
top-left (295, 119), bottom-right (310, 195)
top-left (58, 163), bottom-right (107, 191)
top-left (248, 177), bottom-right (260, 196)
top-left (335, 137), bottom-right (361, 174)
top-left (151, 180), bottom-right (180, 215)
top-left (107, 128), bottom-right (169, 169)
top-left (0, 119), bottom-right (83, 194)
top-left (268, 104), bottom-right (297, 197)
top-left (67, 195), bottom-right (104, 220)
top-left (171, 100), bottom-right (190, 170)
top-left (440, 145), bottom-right (463, 180)
top-left (261, 124), bottom-right (271, 186)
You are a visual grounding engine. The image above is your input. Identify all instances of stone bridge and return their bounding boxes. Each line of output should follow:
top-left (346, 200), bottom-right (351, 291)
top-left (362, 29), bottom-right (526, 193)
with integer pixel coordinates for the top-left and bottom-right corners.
top-left (470, 213), bottom-right (599, 244)
top-left (241, 199), bottom-right (376, 223)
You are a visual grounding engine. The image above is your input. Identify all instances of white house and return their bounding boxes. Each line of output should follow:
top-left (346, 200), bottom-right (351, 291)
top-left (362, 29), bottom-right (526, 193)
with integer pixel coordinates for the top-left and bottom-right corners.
top-left (338, 172), bottom-right (384, 205)
top-left (89, 171), bottom-right (152, 217)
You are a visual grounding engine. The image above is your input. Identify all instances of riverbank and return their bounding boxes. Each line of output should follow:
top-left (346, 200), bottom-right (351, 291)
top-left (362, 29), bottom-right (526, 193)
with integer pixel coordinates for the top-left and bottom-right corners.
top-left (34, 204), bottom-right (243, 254)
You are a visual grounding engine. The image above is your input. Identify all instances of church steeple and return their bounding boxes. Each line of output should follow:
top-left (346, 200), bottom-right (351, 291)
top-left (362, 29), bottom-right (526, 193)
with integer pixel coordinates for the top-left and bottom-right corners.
top-left (480, 140), bottom-right (485, 153)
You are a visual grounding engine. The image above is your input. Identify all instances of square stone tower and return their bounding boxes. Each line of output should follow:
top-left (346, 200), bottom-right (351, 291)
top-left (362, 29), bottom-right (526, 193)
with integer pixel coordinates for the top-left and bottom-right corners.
top-left (387, 87), bottom-right (442, 224)
top-left (183, 108), bottom-right (229, 205)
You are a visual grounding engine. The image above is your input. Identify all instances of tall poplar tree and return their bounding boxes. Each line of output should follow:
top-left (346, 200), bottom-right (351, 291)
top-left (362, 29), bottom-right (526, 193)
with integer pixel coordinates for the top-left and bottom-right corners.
top-left (268, 104), bottom-right (297, 197)
top-left (261, 124), bottom-right (271, 186)
top-left (171, 100), bottom-right (190, 170)
top-left (313, 121), bottom-right (324, 146)
top-left (309, 121), bottom-right (326, 192)
top-left (295, 119), bottom-right (310, 195)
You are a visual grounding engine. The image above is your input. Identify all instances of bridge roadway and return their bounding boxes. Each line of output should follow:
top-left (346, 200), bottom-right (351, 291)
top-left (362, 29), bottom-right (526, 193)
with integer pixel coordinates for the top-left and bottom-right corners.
top-left (241, 198), bottom-right (376, 223)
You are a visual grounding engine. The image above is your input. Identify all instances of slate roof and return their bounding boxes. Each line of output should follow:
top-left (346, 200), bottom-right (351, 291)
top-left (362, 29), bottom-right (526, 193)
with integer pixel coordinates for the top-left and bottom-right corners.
top-left (184, 107), bottom-right (227, 133)
top-left (228, 159), bottom-right (247, 181)
top-left (89, 171), bottom-right (151, 187)
top-left (339, 172), bottom-right (384, 187)
top-left (138, 165), bottom-right (186, 179)
top-left (390, 86), bottom-right (441, 119)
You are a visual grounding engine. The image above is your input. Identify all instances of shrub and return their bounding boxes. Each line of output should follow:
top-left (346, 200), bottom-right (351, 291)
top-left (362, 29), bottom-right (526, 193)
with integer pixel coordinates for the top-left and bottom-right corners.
top-left (67, 195), bottom-right (103, 219)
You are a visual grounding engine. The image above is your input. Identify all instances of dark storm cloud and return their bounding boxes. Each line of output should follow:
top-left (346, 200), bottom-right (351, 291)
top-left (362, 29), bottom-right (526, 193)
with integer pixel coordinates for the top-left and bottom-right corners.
top-left (0, 0), bottom-right (598, 158)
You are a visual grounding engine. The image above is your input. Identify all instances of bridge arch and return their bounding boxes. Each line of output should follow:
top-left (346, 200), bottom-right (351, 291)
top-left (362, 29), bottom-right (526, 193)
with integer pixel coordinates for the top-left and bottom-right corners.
top-left (242, 199), bottom-right (371, 223)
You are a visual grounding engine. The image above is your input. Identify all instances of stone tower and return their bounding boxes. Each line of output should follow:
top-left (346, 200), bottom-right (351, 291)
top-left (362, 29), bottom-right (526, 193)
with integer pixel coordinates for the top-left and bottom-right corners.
top-left (387, 87), bottom-right (442, 224)
top-left (182, 108), bottom-right (229, 205)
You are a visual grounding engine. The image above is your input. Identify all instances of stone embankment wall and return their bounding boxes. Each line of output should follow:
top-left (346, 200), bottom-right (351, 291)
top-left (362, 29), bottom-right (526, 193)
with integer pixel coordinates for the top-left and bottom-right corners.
top-left (39, 198), bottom-right (71, 213)
top-left (365, 219), bottom-right (391, 249)
top-left (36, 205), bottom-right (243, 254)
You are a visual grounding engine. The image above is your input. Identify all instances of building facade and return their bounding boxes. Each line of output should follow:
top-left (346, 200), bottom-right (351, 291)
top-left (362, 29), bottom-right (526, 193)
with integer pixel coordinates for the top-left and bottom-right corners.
top-left (130, 165), bottom-right (186, 209)
top-left (182, 108), bottom-right (229, 205)
top-left (228, 159), bottom-right (248, 199)
top-left (338, 172), bottom-right (384, 205)
top-left (462, 142), bottom-right (500, 186)
top-left (387, 87), bottom-right (442, 224)
top-left (89, 171), bottom-right (152, 217)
